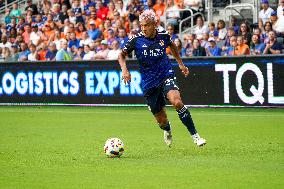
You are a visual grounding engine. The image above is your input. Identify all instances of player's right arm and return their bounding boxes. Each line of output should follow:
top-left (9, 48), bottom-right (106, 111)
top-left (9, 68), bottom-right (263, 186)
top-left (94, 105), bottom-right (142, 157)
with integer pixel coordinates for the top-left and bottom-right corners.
top-left (118, 35), bottom-right (137, 84)
top-left (118, 51), bottom-right (131, 84)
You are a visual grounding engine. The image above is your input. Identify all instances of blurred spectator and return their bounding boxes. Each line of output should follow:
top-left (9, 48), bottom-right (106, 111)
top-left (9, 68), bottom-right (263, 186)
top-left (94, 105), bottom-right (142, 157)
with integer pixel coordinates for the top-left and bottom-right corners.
top-left (165, 0), bottom-right (180, 30)
top-left (53, 4), bottom-right (62, 24)
top-left (253, 27), bottom-right (264, 43)
top-left (116, 28), bottom-right (129, 49)
top-left (192, 39), bottom-right (206, 56)
top-left (217, 20), bottom-right (227, 41)
top-left (115, 0), bottom-right (127, 17)
top-left (106, 28), bottom-right (117, 47)
top-left (130, 19), bottom-right (140, 35)
top-left (7, 18), bottom-right (17, 32)
top-left (14, 35), bottom-right (24, 46)
top-left (194, 16), bottom-right (208, 40)
top-left (250, 34), bottom-right (265, 55)
top-left (223, 27), bottom-right (235, 48)
top-left (72, 0), bottom-right (84, 23)
top-left (153, 0), bottom-right (166, 20)
top-left (106, 1), bottom-right (116, 20)
top-left (168, 38), bottom-right (184, 57)
top-left (2, 47), bottom-right (12, 61)
top-left (225, 36), bottom-right (238, 56)
top-left (4, 9), bottom-right (11, 24)
top-left (37, 43), bottom-right (48, 61)
top-left (167, 24), bottom-right (178, 41)
top-left (239, 22), bottom-right (251, 45)
top-left (34, 14), bottom-right (44, 29)
top-left (10, 3), bottom-right (22, 21)
top-left (166, 24), bottom-right (178, 55)
top-left (107, 40), bottom-right (121, 60)
top-left (263, 31), bottom-right (282, 54)
top-left (67, 9), bottom-right (77, 24)
top-left (0, 35), bottom-right (12, 50)
top-left (30, 25), bottom-right (42, 46)
top-left (200, 32), bottom-right (210, 49)
top-left (68, 32), bottom-right (80, 49)
top-left (270, 11), bottom-right (278, 31)
top-left (87, 21), bottom-right (102, 40)
top-left (208, 22), bottom-right (218, 38)
top-left (229, 16), bottom-right (239, 35)
top-left (79, 31), bottom-right (93, 46)
top-left (87, 12), bottom-right (103, 29)
top-left (206, 37), bottom-right (221, 56)
top-left (41, 24), bottom-right (55, 45)
top-left (183, 0), bottom-right (203, 23)
top-left (22, 24), bottom-right (32, 44)
top-left (277, 0), bottom-right (284, 18)
top-left (174, 38), bottom-right (185, 57)
top-left (83, 44), bottom-right (95, 60)
top-left (18, 43), bottom-right (30, 61)
top-left (235, 35), bottom-right (250, 55)
top-left (73, 45), bottom-right (85, 60)
top-left (8, 27), bottom-right (17, 43)
top-left (61, 0), bottom-right (71, 9)
top-left (183, 34), bottom-right (196, 57)
top-left (10, 44), bottom-right (19, 61)
top-left (274, 9), bottom-right (284, 34)
top-left (262, 21), bottom-right (273, 43)
top-left (28, 43), bottom-right (39, 61)
top-left (17, 17), bottom-right (26, 30)
top-left (94, 38), bottom-right (102, 52)
top-left (127, 0), bottom-right (142, 22)
top-left (258, 0), bottom-right (274, 29)
top-left (75, 22), bottom-right (86, 39)
top-left (25, 0), bottom-right (39, 15)
top-left (45, 42), bottom-right (57, 60)
top-left (53, 29), bottom-right (62, 50)
top-left (97, 0), bottom-right (109, 21)
top-left (94, 39), bottom-right (109, 59)
top-left (56, 39), bottom-right (72, 60)
top-left (59, 5), bottom-right (69, 25)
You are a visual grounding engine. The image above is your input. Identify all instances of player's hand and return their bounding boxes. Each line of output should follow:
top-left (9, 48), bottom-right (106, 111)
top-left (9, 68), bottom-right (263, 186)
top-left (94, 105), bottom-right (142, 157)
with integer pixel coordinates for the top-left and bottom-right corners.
top-left (179, 65), bottom-right (189, 77)
top-left (122, 70), bottom-right (131, 84)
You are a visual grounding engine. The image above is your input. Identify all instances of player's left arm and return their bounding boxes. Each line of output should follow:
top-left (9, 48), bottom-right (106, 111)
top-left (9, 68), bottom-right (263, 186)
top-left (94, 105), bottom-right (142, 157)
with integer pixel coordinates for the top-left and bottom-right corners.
top-left (169, 41), bottom-right (189, 77)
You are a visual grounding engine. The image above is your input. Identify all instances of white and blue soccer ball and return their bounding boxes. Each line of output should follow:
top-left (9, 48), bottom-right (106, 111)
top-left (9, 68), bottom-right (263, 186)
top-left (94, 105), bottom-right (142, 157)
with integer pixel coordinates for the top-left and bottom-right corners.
top-left (104, 138), bottom-right (125, 158)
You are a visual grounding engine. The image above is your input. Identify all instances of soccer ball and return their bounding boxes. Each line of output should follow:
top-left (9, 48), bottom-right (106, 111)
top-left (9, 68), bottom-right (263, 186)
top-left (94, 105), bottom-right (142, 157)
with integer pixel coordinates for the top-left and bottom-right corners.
top-left (104, 138), bottom-right (125, 158)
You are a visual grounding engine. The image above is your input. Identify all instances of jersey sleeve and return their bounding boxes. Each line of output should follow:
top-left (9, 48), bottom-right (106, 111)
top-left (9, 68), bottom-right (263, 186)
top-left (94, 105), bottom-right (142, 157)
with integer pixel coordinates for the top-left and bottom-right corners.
top-left (166, 32), bottom-right (172, 45)
top-left (160, 30), bottom-right (173, 47)
top-left (122, 37), bottom-right (136, 55)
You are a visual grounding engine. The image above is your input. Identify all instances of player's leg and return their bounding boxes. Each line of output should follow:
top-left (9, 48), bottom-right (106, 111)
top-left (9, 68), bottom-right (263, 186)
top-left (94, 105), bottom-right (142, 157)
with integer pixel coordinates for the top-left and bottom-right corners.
top-left (144, 87), bottom-right (173, 146)
top-left (167, 90), bottom-right (206, 146)
top-left (154, 107), bottom-right (172, 147)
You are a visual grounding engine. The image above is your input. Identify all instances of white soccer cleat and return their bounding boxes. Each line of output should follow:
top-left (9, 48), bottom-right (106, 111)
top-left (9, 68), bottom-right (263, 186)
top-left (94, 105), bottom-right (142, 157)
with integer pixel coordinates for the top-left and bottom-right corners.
top-left (164, 130), bottom-right (172, 147)
top-left (194, 137), bottom-right (206, 147)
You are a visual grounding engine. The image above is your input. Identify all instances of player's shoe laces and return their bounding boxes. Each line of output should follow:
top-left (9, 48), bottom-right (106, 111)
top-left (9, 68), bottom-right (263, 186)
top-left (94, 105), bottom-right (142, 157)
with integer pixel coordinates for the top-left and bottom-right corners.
top-left (192, 133), bottom-right (206, 146)
top-left (164, 130), bottom-right (172, 147)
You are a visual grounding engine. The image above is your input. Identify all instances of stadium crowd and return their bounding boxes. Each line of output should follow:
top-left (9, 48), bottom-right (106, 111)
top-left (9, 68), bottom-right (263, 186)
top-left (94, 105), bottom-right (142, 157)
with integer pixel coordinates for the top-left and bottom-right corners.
top-left (0, 0), bottom-right (283, 61)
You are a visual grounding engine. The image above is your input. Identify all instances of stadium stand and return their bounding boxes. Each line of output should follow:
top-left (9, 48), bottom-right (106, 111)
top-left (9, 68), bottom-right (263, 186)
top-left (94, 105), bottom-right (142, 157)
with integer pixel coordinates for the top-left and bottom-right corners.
top-left (0, 0), bottom-right (283, 62)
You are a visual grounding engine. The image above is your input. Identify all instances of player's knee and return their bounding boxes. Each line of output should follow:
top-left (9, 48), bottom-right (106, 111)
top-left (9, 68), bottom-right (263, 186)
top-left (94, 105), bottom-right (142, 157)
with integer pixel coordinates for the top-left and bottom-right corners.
top-left (171, 99), bottom-right (183, 110)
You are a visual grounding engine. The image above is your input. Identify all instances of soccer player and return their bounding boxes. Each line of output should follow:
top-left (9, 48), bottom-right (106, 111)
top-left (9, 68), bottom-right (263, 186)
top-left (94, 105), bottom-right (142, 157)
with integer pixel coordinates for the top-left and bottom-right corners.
top-left (118, 10), bottom-right (206, 147)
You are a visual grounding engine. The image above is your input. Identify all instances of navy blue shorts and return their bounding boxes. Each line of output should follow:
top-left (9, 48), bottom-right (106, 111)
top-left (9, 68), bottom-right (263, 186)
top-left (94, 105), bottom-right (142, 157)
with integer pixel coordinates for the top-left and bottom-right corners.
top-left (144, 77), bottom-right (179, 115)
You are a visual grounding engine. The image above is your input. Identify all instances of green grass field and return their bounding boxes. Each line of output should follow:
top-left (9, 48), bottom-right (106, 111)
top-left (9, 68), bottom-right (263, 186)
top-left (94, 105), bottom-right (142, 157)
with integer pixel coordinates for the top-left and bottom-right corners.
top-left (0, 106), bottom-right (283, 189)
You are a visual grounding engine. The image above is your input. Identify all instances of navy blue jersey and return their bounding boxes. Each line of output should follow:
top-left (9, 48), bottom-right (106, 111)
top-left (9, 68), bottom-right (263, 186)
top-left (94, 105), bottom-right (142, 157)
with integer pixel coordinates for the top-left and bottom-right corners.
top-left (122, 30), bottom-right (174, 91)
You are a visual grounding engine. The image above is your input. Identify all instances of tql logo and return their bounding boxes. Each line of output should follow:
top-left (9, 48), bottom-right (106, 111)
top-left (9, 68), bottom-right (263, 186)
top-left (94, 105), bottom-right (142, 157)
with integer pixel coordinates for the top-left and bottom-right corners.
top-left (215, 63), bottom-right (284, 105)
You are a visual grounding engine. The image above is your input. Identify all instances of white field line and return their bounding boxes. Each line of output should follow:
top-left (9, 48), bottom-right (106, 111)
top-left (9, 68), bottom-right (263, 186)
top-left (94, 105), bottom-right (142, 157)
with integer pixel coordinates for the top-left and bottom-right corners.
top-left (0, 109), bottom-right (283, 117)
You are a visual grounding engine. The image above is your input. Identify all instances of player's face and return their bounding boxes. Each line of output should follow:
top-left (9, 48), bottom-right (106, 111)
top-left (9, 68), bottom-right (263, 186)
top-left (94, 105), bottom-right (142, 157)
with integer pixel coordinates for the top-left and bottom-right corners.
top-left (140, 19), bottom-right (156, 38)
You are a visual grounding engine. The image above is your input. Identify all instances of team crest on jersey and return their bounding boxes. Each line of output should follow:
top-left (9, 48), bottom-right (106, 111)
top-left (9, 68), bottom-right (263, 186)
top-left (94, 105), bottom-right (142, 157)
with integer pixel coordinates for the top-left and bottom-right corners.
top-left (159, 40), bottom-right (164, 46)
